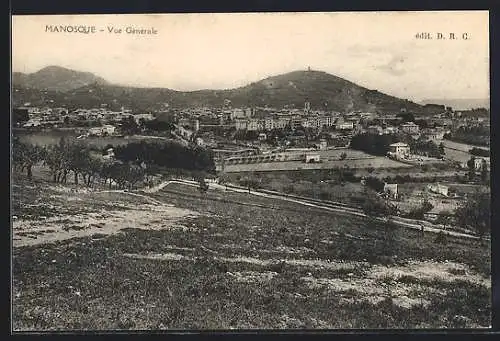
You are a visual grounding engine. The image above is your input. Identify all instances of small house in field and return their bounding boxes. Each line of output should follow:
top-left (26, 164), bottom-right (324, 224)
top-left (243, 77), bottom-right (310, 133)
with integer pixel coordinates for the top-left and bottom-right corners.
top-left (318, 139), bottom-right (328, 150)
top-left (103, 148), bottom-right (115, 160)
top-left (388, 142), bottom-right (410, 158)
top-left (383, 183), bottom-right (398, 199)
top-left (304, 153), bottom-right (320, 163)
top-left (428, 183), bottom-right (449, 197)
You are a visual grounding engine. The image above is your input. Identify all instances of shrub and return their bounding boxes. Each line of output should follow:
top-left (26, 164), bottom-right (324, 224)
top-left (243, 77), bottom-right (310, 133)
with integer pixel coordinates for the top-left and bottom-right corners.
top-left (434, 231), bottom-right (447, 244)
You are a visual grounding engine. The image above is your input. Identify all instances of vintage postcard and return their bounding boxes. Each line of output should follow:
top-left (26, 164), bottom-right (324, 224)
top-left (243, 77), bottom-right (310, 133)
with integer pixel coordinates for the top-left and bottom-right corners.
top-left (11, 11), bottom-right (491, 331)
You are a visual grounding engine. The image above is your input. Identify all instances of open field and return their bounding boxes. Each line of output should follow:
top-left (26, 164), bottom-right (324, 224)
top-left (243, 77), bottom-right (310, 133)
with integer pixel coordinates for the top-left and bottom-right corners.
top-left (218, 156), bottom-right (412, 173)
top-left (217, 148), bottom-right (414, 173)
top-left (317, 148), bottom-right (373, 160)
top-left (441, 140), bottom-right (489, 153)
top-left (436, 140), bottom-right (490, 164)
top-left (12, 175), bottom-right (490, 330)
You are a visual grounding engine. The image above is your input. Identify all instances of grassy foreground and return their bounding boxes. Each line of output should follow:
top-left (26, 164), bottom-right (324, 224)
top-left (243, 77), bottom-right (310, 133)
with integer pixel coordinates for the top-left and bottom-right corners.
top-left (12, 177), bottom-right (491, 330)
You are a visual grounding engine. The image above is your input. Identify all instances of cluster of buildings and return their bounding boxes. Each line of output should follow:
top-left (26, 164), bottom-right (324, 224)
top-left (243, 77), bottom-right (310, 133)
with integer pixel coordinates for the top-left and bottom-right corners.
top-left (382, 180), bottom-right (485, 222)
top-left (15, 103), bottom-right (156, 136)
top-left (176, 103), bottom-right (482, 142)
top-left (234, 114), bottom-right (355, 132)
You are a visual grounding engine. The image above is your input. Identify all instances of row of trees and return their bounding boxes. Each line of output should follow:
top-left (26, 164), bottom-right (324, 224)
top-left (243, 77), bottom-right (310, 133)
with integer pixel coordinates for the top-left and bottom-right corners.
top-left (350, 132), bottom-right (445, 158)
top-left (13, 137), bottom-right (148, 189)
top-left (444, 126), bottom-right (490, 147)
top-left (351, 133), bottom-right (403, 156)
top-left (455, 191), bottom-right (490, 238)
top-left (113, 140), bottom-right (215, 174)
top-left (469, 147), bottom-right (490, 157)
top-left (12, 137), bottom-right (216, 190)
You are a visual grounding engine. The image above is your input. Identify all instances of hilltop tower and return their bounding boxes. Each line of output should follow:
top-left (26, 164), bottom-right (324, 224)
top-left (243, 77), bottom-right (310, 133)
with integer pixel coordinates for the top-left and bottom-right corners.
top-left (304, 101), bottom-right (311, 113)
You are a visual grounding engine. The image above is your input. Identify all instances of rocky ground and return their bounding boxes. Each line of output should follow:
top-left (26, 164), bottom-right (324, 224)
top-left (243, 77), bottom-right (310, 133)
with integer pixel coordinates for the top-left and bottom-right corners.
top-left (12, 176), bottom-right (491, 330)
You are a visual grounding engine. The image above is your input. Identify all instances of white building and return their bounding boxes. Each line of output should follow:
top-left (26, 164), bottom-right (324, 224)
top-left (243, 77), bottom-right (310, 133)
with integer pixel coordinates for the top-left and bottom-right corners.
top-left (367, 125), bottom-right (383, 135)
top-left (235, 119), bottom-right (248, 130)
top-left (264, 118), bottom-right (275, 130)
top-left (336, 122), bottom-right (354, 130)
top-left (177, 125), bottom-right (194, 140)
top-left (23, 119), bottom-right (41, 127)
top-left (304, 153), bottom-right (320, 163)
top-left (473, 157), bottom-right (489, 170)
top-left (384, 183), bottom-right (398, 199)
top-left (88, 125), bottom-right (116, 136)
top-left (232, 108), bottom-right (246, 120)
top-left (399, 122), bottom-right (420, 134)
top-left (318, 139), bottom-right (328, 150)
top-left (428, 183), bottom-right (449, 197)
top-left (133, 113), bottom-right (155, 124)
top-left (388, 142), bottom-right (410, 158)
top-left (275, 118), bottom-right (288, 129)
top-left (195, 137), bottom-right (205, 146)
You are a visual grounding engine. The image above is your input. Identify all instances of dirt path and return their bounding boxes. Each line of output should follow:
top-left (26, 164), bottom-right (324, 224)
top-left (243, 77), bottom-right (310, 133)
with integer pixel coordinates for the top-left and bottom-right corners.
top-left (12, 196), bottom-right (197, 248)
top-left (12, 177), bottom-right (481, 247)
top-left (94, 189), bottom-right (165, 205)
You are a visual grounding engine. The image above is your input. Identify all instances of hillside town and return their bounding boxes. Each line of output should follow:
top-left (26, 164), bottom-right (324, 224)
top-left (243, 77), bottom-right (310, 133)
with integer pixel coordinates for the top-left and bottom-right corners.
top-left (13, 97), bottom-right (490, 230)
top-left (11, 9), bottom-right (492, 331)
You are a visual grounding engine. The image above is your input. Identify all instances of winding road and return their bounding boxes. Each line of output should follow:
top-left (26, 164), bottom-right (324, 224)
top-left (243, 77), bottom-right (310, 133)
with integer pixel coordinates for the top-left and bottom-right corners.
top-left (138, 178), bottom-right (482, 240)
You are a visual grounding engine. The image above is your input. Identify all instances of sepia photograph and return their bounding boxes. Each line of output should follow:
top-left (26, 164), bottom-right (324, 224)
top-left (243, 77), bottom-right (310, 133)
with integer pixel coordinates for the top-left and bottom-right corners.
top-left (11, 11), bottom-right (491, 330)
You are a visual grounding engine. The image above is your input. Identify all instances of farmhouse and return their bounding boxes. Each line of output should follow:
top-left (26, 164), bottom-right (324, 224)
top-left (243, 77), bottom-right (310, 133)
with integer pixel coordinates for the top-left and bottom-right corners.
top-left (384, 183), bottom-right (398, 199)
top-left (428, 183), bottom-right (449, 197)
top-left (103, 148), bottom-right (115, 160)
top-left (177, 125), bottom-right (194, 140)
top-left (23, 119), bottom-right (41, 127)
top-left (388, 142), bottom-right (410, 158)
top-left (474, 157), bottom-right (488, 170)
top-left (366, 125), bottom-right (383, 135)
top-left (304, 153), bottom-right (321, 163)
top-left (89, 124), bottom-right (116, 136)
top-left (195, 137), bottom-right (205, 147)
top-left (317, 139), bottom-right (328, 150)
top-left (133, 113), bottom-right (155, 124)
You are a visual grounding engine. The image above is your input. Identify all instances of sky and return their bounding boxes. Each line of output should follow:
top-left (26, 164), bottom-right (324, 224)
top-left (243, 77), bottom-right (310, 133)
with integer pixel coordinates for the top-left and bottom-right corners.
top-left (12, 11), bottom-right (489, 102)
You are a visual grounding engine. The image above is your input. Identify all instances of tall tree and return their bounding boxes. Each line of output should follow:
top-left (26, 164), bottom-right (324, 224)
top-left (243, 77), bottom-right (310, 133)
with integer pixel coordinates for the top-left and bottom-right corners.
top-left (455, 191), bottom-right (490, 239)
top-left (466, 157), bottom-right (476, 181)
top-left (480, 159), bottom-right (489, 184)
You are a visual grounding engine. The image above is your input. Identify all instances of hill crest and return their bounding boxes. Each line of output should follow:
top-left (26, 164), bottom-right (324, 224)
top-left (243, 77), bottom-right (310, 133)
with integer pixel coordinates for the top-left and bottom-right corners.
top-left (12, 66), bottom-right (423, 113)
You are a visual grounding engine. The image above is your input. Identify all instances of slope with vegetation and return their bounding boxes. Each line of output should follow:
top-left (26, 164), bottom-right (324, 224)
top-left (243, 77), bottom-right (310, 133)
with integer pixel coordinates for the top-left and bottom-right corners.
top-left (13, 67), bottom-right (425, 112)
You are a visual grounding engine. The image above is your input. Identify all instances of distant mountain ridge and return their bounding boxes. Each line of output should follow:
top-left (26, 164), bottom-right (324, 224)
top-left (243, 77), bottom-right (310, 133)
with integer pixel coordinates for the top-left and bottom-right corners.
top-left (13, 65), bottom-right (426, 113)
top-left (420, 98), bottom-right (489, 111)
top-left (13, 66), bottom-right (109, 92)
